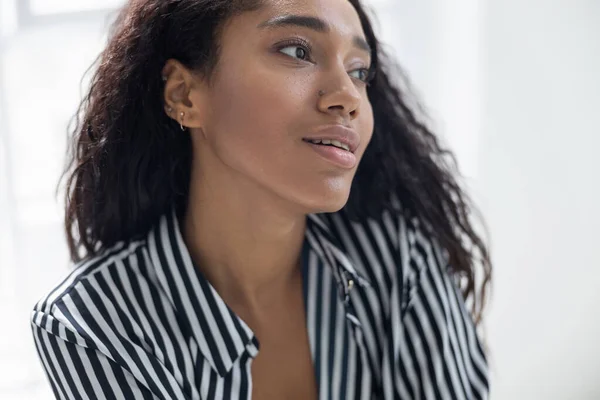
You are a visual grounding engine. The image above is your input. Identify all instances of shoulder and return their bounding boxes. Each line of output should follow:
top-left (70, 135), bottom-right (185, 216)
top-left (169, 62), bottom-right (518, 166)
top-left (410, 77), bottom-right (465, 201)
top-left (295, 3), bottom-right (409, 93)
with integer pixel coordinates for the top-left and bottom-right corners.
top-left (30, 238), bottom-right (148, 342)
top-left (29, 236), bottom-right (188, 398)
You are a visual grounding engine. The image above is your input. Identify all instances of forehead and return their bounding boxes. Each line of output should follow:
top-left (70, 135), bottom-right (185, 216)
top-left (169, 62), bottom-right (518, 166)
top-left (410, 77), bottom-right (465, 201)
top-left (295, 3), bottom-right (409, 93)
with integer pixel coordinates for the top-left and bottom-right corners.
top-left (253, 0), bottom-right (365, 37)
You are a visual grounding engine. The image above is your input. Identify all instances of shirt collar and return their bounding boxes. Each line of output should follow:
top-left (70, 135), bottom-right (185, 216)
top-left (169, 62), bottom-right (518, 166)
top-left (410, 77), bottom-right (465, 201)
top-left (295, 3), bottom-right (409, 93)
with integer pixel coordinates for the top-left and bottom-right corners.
top-left (146, 209), bottom-right (258, 377)
top-left (146, 208), bottom-right (370, 377)
top-left (305, 213), bottom-right (372, 291)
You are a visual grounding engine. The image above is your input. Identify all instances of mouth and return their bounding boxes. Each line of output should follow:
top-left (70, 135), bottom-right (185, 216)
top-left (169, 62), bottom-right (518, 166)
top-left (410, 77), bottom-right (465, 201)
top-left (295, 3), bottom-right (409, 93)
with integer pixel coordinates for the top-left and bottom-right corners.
top-left (302, 124), bottom-right (360, 154)
top-left (302, 138), bottom-right (352, 152)
top-left (302, 138), bottom-right (357, 169)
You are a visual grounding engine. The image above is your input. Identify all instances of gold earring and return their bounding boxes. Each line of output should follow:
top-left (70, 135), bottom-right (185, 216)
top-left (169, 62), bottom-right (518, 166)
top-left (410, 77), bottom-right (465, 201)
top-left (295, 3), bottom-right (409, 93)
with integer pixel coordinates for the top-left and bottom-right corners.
top-left (180, 111), bottom-right (185, 131)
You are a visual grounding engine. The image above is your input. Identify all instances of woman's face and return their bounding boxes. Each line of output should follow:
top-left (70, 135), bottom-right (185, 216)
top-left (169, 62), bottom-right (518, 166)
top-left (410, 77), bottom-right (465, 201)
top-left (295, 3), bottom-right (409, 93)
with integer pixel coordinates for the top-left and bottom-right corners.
top-left (193, 0), bottom-right (374, 213)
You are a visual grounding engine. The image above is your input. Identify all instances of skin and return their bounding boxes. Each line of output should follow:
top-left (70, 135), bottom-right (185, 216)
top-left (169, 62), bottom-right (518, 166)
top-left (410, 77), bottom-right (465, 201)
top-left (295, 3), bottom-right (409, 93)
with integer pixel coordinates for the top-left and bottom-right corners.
top-left (162, 0), bottom-right (374, 397)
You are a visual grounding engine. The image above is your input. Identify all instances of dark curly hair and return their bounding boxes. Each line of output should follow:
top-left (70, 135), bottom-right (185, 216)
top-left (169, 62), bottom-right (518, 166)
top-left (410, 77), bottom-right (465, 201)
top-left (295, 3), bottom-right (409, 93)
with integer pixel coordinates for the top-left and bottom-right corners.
top-left (62, 0), bottom-right (492, 323)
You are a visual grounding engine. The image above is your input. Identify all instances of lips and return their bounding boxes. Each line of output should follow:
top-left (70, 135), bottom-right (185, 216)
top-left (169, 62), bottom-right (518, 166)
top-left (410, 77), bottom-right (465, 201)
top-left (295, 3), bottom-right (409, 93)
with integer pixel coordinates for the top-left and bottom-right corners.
top-left (302, 125), bottom-right (360, 154)
top-left (303, 139), bottom-right (357, 169)
top-left (303, 138), bottom-right (351, 152)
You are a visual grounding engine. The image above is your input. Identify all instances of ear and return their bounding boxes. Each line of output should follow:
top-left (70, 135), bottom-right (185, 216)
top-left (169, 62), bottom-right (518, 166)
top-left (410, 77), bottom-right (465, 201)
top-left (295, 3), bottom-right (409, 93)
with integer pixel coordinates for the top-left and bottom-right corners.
top-left (161, 59), bottom-right (208, 130)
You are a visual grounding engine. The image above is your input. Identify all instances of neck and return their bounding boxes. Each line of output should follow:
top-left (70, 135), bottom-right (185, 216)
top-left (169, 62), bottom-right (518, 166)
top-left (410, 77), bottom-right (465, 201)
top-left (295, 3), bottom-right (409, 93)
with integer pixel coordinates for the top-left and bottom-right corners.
top-left (182, 158), bottom-right (307, 313)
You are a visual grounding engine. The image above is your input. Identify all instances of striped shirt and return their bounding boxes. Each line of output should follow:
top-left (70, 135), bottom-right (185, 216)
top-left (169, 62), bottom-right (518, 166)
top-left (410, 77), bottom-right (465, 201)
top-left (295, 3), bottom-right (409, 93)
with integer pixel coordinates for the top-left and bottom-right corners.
top-left (31, 207), bottom-right (489, 399)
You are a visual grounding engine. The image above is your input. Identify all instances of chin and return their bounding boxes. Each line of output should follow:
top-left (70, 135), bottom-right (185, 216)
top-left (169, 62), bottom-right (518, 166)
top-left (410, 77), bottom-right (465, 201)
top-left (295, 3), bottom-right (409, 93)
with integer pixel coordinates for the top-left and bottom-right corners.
top-left (319, 196), bottom-right (349, 213)
top-left (297, 187), bottom-right (351, 215)
top-left (277, 175), bottom-right (354, 215)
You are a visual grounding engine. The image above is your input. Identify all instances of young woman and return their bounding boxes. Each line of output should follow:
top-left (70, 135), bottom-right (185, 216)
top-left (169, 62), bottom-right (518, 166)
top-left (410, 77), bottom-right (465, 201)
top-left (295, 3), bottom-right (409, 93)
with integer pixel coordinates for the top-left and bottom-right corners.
top-left (31, 0), bottom-right (491, 398)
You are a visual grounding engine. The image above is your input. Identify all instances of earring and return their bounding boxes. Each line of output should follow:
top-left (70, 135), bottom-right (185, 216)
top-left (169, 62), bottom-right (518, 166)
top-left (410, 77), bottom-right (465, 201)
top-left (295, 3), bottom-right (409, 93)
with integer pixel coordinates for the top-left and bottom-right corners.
top-left (166, 106), bottom-right (173, 113)
top-left (180, 111), bottom-right (185, 131)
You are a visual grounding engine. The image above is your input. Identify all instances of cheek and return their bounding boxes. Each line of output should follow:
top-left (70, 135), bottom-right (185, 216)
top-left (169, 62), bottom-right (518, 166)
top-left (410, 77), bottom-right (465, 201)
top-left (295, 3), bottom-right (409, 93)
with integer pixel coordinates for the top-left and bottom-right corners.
top-left (209, 54), bottom-right (316, 136)
top-left (204, 65), bottom-right (306, 173)
top-left (357, 101), bottom-right (375, 158)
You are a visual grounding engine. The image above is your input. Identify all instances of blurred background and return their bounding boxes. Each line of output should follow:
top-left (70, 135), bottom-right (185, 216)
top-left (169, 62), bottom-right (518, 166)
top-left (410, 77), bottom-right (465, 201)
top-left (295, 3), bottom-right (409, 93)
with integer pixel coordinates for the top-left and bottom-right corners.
top-left (0, 0), bottom-right (598, 398)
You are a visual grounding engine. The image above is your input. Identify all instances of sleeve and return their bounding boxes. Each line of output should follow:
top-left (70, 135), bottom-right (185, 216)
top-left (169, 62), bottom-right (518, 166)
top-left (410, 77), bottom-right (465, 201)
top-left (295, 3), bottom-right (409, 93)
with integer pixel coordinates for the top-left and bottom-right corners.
top-left (31, 308), bottom-right (159, 400)
top-left (392, 218), bottom-right (490, 400)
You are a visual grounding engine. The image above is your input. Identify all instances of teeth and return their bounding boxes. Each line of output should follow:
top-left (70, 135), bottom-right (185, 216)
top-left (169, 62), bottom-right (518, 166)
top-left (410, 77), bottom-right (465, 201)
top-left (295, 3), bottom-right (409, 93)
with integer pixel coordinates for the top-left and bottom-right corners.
top-left (308, 139), bottom-right (351, 152)
top-left (331, 140), bottom-right (345, 149)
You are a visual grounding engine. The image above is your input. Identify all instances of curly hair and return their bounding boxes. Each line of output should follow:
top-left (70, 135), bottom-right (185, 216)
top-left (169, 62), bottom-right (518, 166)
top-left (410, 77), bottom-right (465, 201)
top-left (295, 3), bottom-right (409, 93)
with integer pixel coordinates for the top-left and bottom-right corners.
top-left (62, 0), bottom-right (492, 323)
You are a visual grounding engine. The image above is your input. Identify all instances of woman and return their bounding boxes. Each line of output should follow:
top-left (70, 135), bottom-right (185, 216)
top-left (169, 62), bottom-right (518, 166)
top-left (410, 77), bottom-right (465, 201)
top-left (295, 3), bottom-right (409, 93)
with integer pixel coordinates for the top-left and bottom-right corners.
top-left (31, 0), bottom-right (491, 398)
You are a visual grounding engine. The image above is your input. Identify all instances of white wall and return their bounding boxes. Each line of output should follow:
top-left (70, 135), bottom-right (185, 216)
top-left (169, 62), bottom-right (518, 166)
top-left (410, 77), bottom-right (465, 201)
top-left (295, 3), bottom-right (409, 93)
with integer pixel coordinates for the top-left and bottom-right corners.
top-left (481, 1), bottom-right (600, 398)
top-left (0, 5), bottom-right (113, 399)
top-left (385, 1), bottom-right (600, 398)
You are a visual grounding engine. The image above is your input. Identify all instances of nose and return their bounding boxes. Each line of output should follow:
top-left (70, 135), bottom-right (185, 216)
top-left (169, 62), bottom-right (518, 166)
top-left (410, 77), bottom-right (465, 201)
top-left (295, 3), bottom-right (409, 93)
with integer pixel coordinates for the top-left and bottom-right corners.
top-left (316, 66), bottom-right (362, 120)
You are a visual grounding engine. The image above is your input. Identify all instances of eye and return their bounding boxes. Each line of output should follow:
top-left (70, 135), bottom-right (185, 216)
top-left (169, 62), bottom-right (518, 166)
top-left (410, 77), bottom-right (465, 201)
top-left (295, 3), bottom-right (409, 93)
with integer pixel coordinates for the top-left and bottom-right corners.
top-left (349, 68), bottom-right (370, 82)
top-left (350, 67), bottom-right (376, 85)
top-left (277, 38), bottom-right (313, 62)
top-left (280, 45), bottom-right (309, 60)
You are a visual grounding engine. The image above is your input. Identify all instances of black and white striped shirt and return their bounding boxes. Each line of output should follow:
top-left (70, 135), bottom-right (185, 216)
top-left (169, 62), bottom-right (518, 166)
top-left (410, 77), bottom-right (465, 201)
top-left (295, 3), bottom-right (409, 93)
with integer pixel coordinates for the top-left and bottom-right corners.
top-left (31, 207), bottom-right (489, 399)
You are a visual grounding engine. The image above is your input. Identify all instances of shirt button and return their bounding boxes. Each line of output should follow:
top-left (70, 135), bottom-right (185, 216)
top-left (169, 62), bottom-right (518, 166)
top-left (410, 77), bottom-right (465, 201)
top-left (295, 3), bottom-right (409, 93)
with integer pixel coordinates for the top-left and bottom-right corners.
top-left (347, 279), bottom-right (354, 291)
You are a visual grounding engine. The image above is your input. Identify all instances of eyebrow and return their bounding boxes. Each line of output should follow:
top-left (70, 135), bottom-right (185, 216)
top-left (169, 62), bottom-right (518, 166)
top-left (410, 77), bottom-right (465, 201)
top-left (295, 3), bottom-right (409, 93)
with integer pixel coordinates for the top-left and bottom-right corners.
top-left (257, 14), bottom-right (372, 55)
